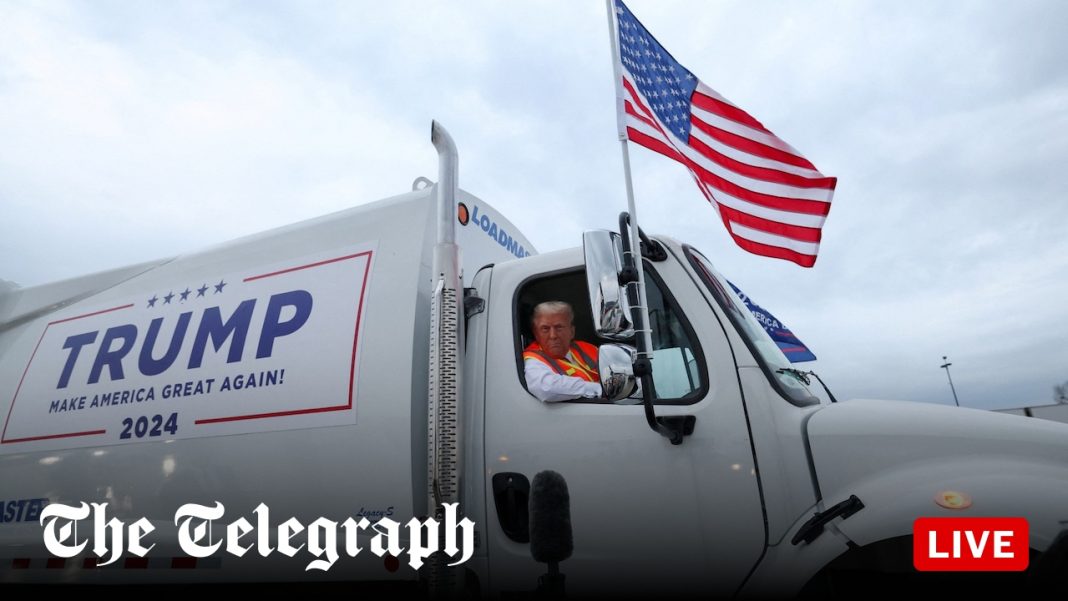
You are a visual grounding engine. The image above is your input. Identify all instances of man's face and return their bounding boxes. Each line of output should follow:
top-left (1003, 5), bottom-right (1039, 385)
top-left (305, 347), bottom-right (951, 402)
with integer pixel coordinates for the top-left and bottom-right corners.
top-left (533, 311), bottom-right (575, 359)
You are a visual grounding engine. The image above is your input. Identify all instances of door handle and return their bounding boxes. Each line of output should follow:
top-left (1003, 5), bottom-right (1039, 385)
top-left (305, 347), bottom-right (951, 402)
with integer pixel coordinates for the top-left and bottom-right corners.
top-left (492, 472), bottom-right (530, 543)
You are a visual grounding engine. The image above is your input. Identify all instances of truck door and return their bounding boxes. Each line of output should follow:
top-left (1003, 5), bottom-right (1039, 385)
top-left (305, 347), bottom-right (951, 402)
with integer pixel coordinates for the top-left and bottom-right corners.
top-left (481, 250), bottom-right (765, 596)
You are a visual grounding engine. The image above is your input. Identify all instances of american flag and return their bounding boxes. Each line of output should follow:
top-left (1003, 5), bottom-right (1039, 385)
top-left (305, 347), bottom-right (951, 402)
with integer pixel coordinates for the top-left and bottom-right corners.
top-left (613, 0), bottom-right (837, 267)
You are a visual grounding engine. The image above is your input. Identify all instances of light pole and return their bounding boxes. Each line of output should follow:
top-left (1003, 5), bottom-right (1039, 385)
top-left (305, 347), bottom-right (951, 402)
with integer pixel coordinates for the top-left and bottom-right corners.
top-left (940, 356), bottom-right (960, 407)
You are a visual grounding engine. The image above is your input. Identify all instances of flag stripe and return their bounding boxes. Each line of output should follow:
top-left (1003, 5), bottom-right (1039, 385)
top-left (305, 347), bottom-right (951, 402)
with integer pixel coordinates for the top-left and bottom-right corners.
top-left (729, 222), bottom-right (820, 255)
top-left (690, 115), bottom-right (817, 171)
top-left (691, 101), bottom-right (808, 161)
top-left (621, 125), bottom-right (730, 215)
top-left (626, 117), bottom-right (825, 258)
top-left (694, 82), bottom-right (757, 119)
top-left (721, 219), bottom-right (820, 261)
top-left (623, 90), bottom-right (833, 223)
top-left (727, 232), bottom-right (818, 268)
top-left (709, 186), bottom-right (826, 228)
top-left (690, 90), bottom-right (771, 135)
top-left (688, 123), bottom-right (825, 179)
top-left (718, 212), bottom-right (818, 267)
top-left (625, 111), bottom-right (832, 216)
top-left (619, 120), bottom-right (712, 216)
top-left (622, 80), bottom-right (834, 203)
top-left (693, 88), bottom-right (809, 165)
top-left (624, 124), bottom-right (687, 168)
top-left (627, 122), bottom-right (830, 220)
top-left (719, 204), bottom-right (822, 243)
top-left (687, 131), bottom-right (837, 189)
top-left (623, 91), bottom-right (662, 132)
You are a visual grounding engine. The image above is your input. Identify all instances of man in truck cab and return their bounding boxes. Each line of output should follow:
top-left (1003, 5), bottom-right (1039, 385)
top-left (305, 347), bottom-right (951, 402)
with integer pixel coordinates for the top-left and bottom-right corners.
top-left (523, 301), bottom-right (603, 402)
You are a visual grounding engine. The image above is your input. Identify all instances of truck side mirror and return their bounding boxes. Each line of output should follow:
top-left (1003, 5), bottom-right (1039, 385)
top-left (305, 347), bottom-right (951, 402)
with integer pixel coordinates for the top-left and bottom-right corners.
top-left (582, 230), bottom-right (634, 340)
top-left (598, 344), bottom-right (638, 401)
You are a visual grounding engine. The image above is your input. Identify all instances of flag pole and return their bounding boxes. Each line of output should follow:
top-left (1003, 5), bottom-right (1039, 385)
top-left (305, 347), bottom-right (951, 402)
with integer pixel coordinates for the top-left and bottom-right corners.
top-left (605, 0), bottom-right (655, 359)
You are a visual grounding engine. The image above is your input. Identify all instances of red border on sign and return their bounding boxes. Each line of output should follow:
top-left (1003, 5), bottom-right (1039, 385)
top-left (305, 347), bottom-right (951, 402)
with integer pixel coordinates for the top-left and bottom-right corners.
top-left (1, 304), bottom-right (134, 444)
top-left (194, 250), bottom-right (373, 425)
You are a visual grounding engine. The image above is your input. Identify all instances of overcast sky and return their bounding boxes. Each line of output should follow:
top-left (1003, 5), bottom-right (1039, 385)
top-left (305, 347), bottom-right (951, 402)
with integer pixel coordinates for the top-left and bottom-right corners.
top-left (2, 0), bottom-right (1066, 411)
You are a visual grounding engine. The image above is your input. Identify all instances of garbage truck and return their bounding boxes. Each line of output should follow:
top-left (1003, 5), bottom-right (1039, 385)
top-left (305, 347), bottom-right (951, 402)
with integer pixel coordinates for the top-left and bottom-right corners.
top-left (1, 123), bottom-right (1065, 596)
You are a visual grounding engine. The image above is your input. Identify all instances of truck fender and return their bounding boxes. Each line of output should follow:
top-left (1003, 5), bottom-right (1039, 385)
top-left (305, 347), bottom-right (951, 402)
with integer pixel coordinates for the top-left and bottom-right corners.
top-left (744, 457), bottom-right (1068, 596)
top-left (818, 456), bottom-right (1068, 553)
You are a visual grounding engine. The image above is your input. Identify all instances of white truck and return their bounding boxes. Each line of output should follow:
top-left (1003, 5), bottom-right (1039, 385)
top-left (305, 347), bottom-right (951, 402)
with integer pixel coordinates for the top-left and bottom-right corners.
top-left (1, 123), bottom-right (1066, 596)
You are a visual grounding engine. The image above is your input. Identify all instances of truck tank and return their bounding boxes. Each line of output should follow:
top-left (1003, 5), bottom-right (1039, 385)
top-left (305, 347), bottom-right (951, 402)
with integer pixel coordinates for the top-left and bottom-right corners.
top-left (0, 187), bottom-right (531, 583)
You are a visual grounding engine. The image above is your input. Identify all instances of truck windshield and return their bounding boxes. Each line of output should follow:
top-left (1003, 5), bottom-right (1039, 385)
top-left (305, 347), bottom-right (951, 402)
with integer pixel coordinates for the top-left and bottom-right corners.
top-left (685, 248), bottom-right (819, 406)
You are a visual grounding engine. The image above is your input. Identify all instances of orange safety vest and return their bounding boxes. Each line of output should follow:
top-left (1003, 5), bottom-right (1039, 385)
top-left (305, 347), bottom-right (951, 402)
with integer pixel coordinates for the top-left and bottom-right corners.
top-left (523, 341), bottom-right (600, 382)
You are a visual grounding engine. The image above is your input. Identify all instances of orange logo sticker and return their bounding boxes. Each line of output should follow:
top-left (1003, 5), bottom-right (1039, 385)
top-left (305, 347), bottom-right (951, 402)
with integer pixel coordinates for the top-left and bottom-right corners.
top-left (935, 490), bottom-right (973, 510)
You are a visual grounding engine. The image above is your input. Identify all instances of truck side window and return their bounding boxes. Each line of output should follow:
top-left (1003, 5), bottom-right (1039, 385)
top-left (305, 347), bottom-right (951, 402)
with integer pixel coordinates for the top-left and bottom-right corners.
top-left (515, 266), bottom-right (705, 404)
top-left (644, 266), bottom-right (704, 402)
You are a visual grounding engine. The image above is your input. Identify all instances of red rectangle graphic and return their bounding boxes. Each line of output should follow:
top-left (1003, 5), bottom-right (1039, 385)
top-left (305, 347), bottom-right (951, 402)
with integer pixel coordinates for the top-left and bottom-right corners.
top-left (914, 517), bottom-right (1029, 572)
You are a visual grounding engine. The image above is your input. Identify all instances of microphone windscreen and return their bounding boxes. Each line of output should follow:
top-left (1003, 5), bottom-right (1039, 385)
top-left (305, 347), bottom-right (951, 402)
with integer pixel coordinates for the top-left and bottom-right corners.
top-left (529, 470), bottom-right (573, 563)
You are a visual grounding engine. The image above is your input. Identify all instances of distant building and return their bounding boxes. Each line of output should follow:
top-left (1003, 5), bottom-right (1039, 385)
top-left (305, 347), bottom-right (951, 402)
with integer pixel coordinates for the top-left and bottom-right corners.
top-left (996, 403), bottom-right (1068, 425)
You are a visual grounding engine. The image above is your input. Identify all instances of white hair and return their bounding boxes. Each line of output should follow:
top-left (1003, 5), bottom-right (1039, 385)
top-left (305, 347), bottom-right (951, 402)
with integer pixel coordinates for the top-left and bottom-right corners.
top-left (531, 301), bottom-right (574, 325)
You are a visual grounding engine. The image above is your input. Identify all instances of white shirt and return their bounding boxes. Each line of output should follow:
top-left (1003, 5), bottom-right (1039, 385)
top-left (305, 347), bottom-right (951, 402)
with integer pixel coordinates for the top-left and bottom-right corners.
top-left (524, 349), bottom-right (603, 403)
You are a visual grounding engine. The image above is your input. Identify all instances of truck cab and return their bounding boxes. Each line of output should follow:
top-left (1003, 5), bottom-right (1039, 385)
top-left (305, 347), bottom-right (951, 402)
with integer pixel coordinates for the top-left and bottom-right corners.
top-left (462, 225), bottom-right (1068, 596)
top-left (463, 232), bottom-right (830, 596)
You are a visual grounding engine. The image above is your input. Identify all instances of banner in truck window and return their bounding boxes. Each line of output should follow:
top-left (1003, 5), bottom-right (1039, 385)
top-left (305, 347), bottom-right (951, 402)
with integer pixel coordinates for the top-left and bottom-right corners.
top-left (727, 280), bottom-right (816, 363)
top-left (1, 242), bottom-right (376, 454)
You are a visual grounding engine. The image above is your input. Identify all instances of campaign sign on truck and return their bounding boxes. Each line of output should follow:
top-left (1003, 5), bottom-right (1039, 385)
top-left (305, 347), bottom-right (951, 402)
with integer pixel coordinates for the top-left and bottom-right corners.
top-left (1, 243), bottom-right (376, 454)
top-left (727, 280), bottom-right (816, 363)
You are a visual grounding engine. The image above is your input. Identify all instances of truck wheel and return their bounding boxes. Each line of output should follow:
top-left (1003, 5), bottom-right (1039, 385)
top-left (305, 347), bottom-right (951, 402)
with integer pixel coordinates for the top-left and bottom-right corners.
top-left (1027, 530), bottom-right (1068, 595)
top-left (799, 535), bottom-right (1037, 597)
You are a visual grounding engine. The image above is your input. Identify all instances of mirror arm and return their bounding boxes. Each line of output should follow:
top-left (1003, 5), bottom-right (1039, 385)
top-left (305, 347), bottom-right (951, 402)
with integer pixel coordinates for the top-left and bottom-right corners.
top-left (619, 212), bottom-right (685, 446)
top-left (634, 361), bottom-right (682, 445)
top-left (618, 213), bottom-right (668, 262)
